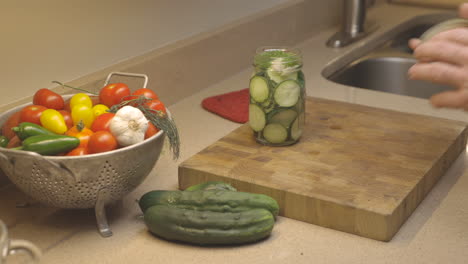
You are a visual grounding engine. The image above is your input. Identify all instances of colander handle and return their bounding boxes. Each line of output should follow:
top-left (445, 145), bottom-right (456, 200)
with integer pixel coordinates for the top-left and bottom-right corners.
top-left (0, 152), bottom-right (14, 178)
top-left (0, 150), bottom-right (76, 185)
top-left (28, 152), bottom-right (77, 185)
top-left (103, 72), bottom-right (149, 88)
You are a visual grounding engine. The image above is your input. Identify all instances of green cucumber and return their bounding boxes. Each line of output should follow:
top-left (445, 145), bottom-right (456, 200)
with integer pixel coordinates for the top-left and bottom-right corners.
top-left (249, 76), bottom-right (269, 103)
top-left (268, 109), bottom-right (298, 128)
top-left (185, 181), bottom-right (237, 192)
top-left (138, 190), bottom-right (279, 217)
top-left (274, 80), bottom-right (301, 107)
top-left (144, 205), bottom-right (274, 245)
top-left (248, 104), bottom-right (266, 132)
top-left (263, 123), bottom-right (288, 144)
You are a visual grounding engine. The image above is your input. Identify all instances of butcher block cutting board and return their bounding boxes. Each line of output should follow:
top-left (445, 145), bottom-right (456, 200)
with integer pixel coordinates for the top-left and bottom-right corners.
top-left (179, 97), bottom-right (468, 241)
top-left (391, 0), bottom-right (463, 9)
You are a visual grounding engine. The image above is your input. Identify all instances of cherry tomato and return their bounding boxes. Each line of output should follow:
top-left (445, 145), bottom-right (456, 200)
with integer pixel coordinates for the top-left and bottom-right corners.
top-left (92, 104), bottom-right (109, 117)
top-left (33, 88), bottom-right (65, 110)
top-left (145, 99), bottom-right (166, 114)
top-left (71, 104), bottom-right (95, 128)
top-left (130, 88), bottom-right (159, 100)
top-left (88, 131), bottom-right (118, 154)
top-left (40, 109), bottom-right (68, 134)
top-left (144, 122), bottom-right (160, 139)
top-left (58, 110), bottom-right (73, 130)
top-left (66, 146), bottom-right (89, 156)
top-left (70, 93), bottom-right (93, 109)
top-left (1, 111), bottom-right (21, 139)
top-left (99, 83), bottom-right (131, 107)
top-left (65, 122), bottom-right (94, 148)
top-left (91, 112), bottom-right (115, 132)
top-left (64, 95), bottom-right (100, 112)
top-left (19, 105), bottom-right (47, 125)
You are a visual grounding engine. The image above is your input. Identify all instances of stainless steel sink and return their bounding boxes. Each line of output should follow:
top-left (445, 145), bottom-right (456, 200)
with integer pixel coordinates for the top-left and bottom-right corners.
top-left (323, 13), bottom-right (456, 99)
top-left (328, 57), bottom-right (451, 99)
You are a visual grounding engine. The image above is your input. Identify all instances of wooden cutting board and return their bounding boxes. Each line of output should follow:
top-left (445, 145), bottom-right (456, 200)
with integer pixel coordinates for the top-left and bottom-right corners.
top-left (178, 97), bottom-right (468, 241)
top-left (391, 0), bottom-right (463, 9)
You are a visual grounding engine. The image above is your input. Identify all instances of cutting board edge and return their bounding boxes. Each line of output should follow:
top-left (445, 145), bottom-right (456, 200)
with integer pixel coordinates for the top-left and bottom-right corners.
top-left (179, 166), bottom-right (402, 241)
top-left (387, 124), bottom-right (468, 233)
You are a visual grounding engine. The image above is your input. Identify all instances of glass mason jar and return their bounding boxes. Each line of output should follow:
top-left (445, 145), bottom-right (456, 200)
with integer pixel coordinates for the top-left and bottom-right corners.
top-left (248, 46), bottom-right (305, 146)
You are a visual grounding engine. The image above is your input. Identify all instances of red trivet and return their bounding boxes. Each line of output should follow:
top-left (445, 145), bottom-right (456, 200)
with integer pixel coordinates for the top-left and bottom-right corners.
top-left (201, 88), bottom-right (249, 123)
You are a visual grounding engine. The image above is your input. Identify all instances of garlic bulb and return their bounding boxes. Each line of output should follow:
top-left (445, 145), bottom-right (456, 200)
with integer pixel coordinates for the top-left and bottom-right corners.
top-left (110, 105), bottom-right (148, 147)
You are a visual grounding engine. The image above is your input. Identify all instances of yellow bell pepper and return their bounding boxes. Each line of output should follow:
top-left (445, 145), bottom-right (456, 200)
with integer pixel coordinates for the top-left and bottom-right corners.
top-left (40, 109), bottom-right (68, 134)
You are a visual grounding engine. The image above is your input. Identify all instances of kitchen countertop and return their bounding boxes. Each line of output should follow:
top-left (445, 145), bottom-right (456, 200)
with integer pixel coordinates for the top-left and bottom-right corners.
top-left (2, 2), bottom-right (468, 263)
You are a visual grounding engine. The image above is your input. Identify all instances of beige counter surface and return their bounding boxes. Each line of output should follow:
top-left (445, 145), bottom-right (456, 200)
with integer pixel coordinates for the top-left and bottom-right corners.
top-left (2, 2), bottom-right (468, 264)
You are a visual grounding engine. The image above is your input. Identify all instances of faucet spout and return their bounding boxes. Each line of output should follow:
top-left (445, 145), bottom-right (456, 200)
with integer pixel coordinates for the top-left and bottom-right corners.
top-left (326, 0), bottom-right (375, 48)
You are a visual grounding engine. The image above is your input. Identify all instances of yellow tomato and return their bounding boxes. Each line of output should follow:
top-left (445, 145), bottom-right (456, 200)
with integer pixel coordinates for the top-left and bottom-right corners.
top-left (92, 104), bottom-right (109, 117)
top-left (70, 93), bottom-right (93, 110)
top-left (72, 104), bottom-right (95, 128)
top-left (40, 109), bottom-right (68, 134)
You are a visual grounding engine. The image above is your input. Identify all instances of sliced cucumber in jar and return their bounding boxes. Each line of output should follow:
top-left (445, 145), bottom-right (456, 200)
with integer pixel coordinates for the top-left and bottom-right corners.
top-left (290, 117), bottom-right (302, 141)
top-left (249, 76), bottom-right (269, 103)
top-left (269, 109), bottom-right (298, 128)
top-left (267, 69), bottom-right (298, 84)
top-left (249, 104), bottom-right (266, 132)
top-left (274, 80), bottom-right (301, 107)
top-left (263, 123), bottom-right (288, 144)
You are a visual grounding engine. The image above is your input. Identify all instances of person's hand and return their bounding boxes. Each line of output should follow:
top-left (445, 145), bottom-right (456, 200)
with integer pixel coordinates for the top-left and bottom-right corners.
top-left (408, 3), bottom-right (468, 110)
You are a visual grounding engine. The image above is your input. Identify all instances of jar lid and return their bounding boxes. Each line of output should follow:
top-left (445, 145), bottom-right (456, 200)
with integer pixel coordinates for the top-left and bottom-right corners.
top-left (420, 18), bottom-right (468, 41)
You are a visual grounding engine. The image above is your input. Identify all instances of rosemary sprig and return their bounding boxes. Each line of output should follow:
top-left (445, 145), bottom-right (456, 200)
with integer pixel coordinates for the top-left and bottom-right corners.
top-left (110, 96), bottom-right (180, 160)
top-left (52, 80), bottom-right (98, 95)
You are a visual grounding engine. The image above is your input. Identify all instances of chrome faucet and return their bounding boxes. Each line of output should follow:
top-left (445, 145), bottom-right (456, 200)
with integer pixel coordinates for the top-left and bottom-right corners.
top-left (326, 0), bottom-right (376, 48)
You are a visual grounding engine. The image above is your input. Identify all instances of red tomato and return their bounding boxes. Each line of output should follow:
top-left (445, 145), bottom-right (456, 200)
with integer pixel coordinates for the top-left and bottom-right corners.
top-left (1, 111), bottom-right (21, 139)
top-left (19, 105), bottom-right (47, 125)
top-left (145, 99), bottom-right (166, 114)
top-left (66, 147), bottom-right (89, 156)
top-left (88, 131), bottom-right (118, 153)
top-left (91, 112), bottom-right (115, 132)
top-left (99, 83), bottom-right (131, 107)
top-left (65, 124), bottom-right (94, 148)
top-left (58, 110), bottom-right (73, 130)
top-left (130, 88), bottom-right (159, 101)
top-left (6, 135), bottom-right (21, 148)
top-left (33, 88), bottom-right (65, 110)
top-left (144, 122), bottom-right (160, 139)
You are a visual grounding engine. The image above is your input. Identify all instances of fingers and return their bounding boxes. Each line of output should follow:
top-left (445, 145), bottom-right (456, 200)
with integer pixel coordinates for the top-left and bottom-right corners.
top-left (408, 61), bottom-right (468, 88)
top-left (408, 38), bottom-right (421, 50)
top-left (413, 40), bottom-right (468, 65)
top-left (430, 89), bottom-right (468, 110)
top-left (459, 3), bottom-right (468, 19)
top-left (430, 27), bottom-right (468, 46)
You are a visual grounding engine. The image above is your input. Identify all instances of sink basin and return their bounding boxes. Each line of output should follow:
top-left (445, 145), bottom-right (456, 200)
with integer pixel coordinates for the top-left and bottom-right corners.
top-left (328, 57), bottom-right (452, 99)
top-left (323, 13), bottom-right (455, 99)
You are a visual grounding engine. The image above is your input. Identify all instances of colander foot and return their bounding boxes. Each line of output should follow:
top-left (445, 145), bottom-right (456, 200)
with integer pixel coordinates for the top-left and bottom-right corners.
top-left (95, 188), bottom-right (113, 237)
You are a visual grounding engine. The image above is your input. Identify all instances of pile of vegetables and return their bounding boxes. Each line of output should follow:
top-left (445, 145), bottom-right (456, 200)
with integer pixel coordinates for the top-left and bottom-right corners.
top-left (139, 181), bottom-right (279, 245)
top-left (0, 82), bottom-right (180, 159)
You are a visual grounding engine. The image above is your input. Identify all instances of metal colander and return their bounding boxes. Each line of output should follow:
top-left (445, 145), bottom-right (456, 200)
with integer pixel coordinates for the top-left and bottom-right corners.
top-left (0, 72), bottom-right (166, 237)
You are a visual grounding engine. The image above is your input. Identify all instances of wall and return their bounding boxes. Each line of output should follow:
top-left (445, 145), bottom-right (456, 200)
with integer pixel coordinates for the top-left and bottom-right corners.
top-left (0, 0), bottom-right (343, 187)
top-left (0, 0), bottom-right (289, 107)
